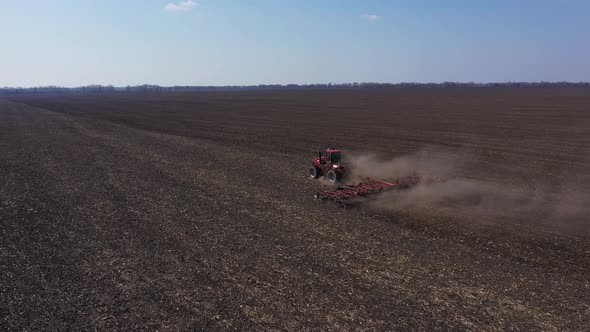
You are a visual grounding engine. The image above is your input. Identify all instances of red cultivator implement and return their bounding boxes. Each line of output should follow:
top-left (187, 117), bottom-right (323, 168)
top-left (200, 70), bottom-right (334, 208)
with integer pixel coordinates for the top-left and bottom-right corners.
top-left (314, 176), bottom-right (445, 207)
top-left (308, 149), bottom-right (445, 207)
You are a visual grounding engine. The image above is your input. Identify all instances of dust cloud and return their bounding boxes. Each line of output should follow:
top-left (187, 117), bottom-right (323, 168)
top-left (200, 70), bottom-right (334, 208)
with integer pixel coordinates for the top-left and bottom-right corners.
top-left (344, 150), bottom-right (589, 231)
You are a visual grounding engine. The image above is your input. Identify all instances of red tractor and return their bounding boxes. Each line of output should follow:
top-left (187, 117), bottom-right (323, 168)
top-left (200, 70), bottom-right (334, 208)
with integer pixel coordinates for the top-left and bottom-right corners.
top-left (308, 148), bottom-right (347, 183)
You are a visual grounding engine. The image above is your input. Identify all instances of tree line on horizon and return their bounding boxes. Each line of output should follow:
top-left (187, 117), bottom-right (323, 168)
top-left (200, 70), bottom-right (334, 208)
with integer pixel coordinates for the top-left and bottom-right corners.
top-left (1, 82), bottom-right (589, 94)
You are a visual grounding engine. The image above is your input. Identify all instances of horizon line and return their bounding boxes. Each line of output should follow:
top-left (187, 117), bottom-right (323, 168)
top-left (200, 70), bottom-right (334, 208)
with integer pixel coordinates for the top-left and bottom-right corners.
top-left (2, 81), bottom-right (590, 90)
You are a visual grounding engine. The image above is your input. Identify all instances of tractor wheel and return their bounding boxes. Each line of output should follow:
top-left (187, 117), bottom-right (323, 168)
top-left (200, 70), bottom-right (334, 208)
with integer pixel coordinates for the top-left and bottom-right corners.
top-left (308, 166), bottom-right (322, 179)
top-left (326, 169), bottom-right (342, 183)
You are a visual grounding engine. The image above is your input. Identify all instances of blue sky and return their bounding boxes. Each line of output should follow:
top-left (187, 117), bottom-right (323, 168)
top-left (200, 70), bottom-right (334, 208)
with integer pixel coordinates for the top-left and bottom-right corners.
top-left (1, 0), bottom-right (589, 87)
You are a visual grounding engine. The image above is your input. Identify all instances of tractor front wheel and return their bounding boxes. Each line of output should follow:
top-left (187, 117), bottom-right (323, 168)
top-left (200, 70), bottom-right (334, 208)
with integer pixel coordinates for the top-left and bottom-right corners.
top-left (326, 169), bottom-right (342, 183)
top-left (308, 166), bottom-right (322, 179)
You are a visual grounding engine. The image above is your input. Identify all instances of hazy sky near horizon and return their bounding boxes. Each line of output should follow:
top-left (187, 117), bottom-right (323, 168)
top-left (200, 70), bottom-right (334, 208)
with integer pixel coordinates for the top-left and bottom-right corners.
top-left (1, 0), bottom-right (589, 87)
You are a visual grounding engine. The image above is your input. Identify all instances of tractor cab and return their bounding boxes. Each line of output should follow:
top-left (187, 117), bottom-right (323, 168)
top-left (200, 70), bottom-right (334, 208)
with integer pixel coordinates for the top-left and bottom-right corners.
top-left (309, 148), bottom-right (346, 183)
top-left (319, 149), bottom-right (342, 165)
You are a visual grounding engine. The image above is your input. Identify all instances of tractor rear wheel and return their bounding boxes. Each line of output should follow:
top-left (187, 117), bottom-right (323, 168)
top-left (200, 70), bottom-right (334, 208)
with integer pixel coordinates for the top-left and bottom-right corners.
top-left (326, 169), bottom-right (342, 183)
top-left (308, 166), bottom-right (322, 179)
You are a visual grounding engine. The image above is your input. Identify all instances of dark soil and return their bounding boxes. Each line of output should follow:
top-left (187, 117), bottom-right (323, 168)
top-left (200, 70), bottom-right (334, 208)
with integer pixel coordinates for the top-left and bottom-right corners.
top-left (1, 88), bottom-right (589, 330)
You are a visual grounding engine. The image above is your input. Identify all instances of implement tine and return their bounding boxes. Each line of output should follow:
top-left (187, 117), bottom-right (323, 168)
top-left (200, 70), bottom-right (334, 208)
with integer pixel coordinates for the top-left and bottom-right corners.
top-left (314, 175), bottom-right (445, 206)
